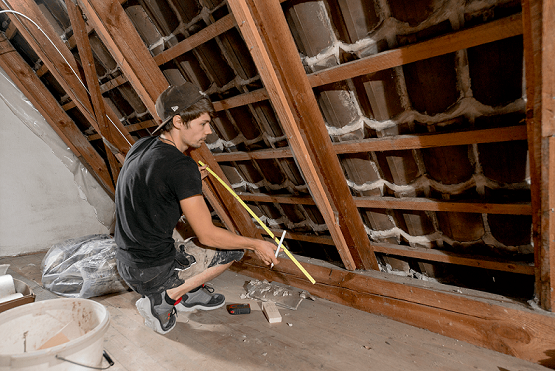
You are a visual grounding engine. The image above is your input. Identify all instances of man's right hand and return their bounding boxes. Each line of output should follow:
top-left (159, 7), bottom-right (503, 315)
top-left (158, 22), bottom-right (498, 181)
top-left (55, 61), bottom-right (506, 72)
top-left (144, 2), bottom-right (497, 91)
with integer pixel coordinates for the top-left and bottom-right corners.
top-left (253, 239), bottom-right (279, 267)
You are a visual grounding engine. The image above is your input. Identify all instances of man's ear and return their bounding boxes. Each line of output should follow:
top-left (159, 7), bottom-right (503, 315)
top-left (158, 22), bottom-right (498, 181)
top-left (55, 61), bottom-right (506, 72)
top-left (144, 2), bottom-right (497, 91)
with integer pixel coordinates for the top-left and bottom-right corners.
top-left (172, 114), bottom-right (183, 129)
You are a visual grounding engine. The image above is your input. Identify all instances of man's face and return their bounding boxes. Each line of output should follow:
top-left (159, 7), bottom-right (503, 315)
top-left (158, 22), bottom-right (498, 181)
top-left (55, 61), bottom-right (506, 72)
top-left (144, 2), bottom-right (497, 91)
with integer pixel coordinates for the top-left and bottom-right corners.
top-left (180, 112), bottom-right (212, 149)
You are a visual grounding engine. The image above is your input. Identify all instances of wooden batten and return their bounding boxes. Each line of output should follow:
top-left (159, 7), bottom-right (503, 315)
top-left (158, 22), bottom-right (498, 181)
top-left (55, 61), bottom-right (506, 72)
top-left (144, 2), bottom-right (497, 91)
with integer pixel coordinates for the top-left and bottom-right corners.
top-left (154, 14), bottom-right (236, 66)
top-left (306, 13), bottom-right (523, 87)
top-left (213, 125), bottom-right (528, 162)
top-left (0, 33), bottom-right (115, 196)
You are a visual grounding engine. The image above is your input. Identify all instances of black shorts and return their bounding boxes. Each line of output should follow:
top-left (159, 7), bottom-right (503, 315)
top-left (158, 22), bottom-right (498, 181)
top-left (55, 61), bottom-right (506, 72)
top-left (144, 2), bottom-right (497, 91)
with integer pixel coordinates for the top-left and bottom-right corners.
top-left (116, 237), bottom-right (244, 296)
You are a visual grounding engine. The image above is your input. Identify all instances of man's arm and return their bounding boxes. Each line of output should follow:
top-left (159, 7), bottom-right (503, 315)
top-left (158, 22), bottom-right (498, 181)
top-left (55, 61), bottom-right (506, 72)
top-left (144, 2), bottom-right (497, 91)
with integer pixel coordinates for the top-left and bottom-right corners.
top-left (180, 195), bottom-right (279, 266)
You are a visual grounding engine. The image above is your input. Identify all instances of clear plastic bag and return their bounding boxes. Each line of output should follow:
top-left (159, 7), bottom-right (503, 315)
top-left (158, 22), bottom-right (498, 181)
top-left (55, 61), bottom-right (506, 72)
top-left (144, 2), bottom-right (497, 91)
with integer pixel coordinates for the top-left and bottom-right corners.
top-left (41, 234), bottom-right (128, 298)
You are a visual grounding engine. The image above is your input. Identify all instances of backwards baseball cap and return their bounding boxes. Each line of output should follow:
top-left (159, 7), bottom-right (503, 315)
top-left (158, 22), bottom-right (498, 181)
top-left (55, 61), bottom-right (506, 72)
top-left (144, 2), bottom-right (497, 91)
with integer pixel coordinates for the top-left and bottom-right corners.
top-left (152, 82), bottom-right (206, 134)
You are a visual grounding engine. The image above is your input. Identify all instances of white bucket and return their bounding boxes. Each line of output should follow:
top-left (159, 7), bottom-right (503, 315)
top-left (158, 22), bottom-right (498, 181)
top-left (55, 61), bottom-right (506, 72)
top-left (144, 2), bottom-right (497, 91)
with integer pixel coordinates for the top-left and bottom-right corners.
top-left (0, 298), bottom-right (110, 370)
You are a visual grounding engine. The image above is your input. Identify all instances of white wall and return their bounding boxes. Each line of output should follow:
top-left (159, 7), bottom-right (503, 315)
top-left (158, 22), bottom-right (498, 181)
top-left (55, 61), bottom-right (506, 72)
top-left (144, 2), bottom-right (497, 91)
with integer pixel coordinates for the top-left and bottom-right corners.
top-left (0, 75), bottom-right (111, 257)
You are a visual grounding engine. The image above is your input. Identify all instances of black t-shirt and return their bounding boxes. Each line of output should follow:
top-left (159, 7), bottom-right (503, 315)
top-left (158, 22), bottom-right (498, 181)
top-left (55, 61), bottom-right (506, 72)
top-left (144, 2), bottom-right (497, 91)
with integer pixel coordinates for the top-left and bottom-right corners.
top-left (114, 136), bottom-right (202, 268)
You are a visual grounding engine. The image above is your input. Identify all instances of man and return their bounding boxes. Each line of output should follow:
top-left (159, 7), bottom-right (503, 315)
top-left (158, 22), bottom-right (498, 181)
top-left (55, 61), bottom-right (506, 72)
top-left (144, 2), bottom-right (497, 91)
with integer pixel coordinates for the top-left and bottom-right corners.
top-left (114, 82), bottom-right (278, 334)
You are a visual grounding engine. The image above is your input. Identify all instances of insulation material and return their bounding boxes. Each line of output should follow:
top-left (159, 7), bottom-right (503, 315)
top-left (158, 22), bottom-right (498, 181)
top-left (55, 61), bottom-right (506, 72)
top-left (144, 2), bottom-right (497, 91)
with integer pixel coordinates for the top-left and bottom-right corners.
top-left (0, 68), bottom-right (115, 229)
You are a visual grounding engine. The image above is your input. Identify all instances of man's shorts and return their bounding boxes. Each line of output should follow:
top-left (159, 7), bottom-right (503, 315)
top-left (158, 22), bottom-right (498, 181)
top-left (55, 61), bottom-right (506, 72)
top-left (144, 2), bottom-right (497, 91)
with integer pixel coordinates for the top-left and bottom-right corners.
top-left (116, 237), bottom-right (244, 296)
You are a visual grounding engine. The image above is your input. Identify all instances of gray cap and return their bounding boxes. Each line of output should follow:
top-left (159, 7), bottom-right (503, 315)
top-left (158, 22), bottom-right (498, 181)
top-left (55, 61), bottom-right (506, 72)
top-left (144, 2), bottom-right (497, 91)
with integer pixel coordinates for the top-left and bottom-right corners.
top-left (153, 82), bottom-right (205, 134)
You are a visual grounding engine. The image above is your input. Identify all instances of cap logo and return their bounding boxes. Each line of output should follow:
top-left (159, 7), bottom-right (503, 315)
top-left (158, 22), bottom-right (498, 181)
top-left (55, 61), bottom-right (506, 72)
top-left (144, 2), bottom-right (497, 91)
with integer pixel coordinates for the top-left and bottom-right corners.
top-left (171, 105), bottom-right (179, 112)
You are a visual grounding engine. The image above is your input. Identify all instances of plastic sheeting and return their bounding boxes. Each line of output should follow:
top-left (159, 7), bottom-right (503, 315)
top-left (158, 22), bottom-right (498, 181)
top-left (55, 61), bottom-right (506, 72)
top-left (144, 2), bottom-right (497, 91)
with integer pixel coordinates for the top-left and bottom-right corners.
top-left (41, 234), bottom-right (128, 298)
top-left (0, 66), bottom-right (115, 229)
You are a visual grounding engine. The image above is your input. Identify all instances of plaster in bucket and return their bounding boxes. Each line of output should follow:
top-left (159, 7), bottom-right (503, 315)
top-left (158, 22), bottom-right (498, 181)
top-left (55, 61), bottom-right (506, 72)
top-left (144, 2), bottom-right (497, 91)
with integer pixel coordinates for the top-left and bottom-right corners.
top-left (0, 298), bottom-right (110, 370)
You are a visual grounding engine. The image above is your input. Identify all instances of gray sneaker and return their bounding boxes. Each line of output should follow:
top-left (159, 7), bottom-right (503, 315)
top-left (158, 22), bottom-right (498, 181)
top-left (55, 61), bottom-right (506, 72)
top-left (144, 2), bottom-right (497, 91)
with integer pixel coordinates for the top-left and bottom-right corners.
top-left (136, 292), bottom-right (177, 334)
top-left (176, 284), bottom-right (225, 312)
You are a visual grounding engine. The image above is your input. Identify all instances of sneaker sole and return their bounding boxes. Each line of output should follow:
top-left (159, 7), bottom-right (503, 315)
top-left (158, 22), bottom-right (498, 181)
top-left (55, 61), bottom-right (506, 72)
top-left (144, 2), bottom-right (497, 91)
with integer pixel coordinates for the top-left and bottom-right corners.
top-left (175, 300), bottom-right (225, 312)
top-left (136, 297), bottom-right (176, 334)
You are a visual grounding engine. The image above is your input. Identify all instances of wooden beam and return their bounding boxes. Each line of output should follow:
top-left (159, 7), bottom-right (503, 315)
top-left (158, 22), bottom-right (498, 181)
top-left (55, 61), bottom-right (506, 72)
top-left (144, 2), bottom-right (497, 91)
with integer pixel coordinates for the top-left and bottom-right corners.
top-left (356, 197), bottom-right (531, 215)
top-left (239, 192), bottom-right (531, 215)
top-left (100, 74), bottom-right (128, 94)
top-left (66, 0), bottom-right (119, 184)
top-left (522, 0), bottom-right (550, 310)
top-left (307, 13), bottom-right (523, 87)
top-left (540, 0), bottom-right (555, 312)
top-left (1, 0), bottom-right (133, 160)
top-left (154, 14), bottom-right (236, 66)
top-left (228, 0), bottom-right (379, 270)
top-left (231, 255), bottom-right (555, 367)
top-left (333, 125), bottom-right (528, 154)
top-left (78, 0), bottom-right (161, 116)
top-left (212, 88), bottom-right (268, 112)
top-left (260, 229), bottom-right (533, 275)
top-left (213, 125), bottom-right (527, 162)
top-left (0, 33), bottom-right (114, 196)
top-left (79, 0), bottom-right (264, 240)
top-left (372, 242), bottom-right (534, 275)
top-left (4, 21), bottom-right (17, 39)
top-left (214, 147), bottom-right (291, 162)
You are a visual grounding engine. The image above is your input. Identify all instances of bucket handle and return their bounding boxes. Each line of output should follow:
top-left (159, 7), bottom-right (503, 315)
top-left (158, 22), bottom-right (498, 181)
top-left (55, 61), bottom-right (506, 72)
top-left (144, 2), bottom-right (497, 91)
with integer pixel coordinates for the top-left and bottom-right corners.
top-left (55, 350), bottom-right (114, 369)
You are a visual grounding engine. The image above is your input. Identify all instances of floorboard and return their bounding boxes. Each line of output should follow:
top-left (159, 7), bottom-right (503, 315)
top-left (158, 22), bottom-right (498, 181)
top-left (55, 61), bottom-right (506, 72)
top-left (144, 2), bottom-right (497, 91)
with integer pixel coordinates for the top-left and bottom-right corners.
top-left (0, 252), bottom-right (551, 371)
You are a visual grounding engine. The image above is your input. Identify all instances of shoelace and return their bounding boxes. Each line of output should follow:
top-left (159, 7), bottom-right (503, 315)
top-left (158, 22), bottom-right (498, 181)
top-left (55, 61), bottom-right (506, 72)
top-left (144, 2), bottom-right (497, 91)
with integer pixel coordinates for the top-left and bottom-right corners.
top-left (165, 306), bottom-right (177, 322)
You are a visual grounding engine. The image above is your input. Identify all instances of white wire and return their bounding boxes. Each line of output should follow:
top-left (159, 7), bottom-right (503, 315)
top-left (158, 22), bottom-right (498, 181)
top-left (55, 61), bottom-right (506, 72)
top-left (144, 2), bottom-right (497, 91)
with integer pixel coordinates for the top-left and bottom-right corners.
top-left (0, 7), bottom-right (132, 147)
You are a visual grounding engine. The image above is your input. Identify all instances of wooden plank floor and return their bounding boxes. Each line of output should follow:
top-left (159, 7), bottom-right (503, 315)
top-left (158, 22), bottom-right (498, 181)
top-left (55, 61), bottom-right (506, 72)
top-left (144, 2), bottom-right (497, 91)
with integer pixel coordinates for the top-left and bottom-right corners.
top-left (1, 252), bottom-right (551, 371)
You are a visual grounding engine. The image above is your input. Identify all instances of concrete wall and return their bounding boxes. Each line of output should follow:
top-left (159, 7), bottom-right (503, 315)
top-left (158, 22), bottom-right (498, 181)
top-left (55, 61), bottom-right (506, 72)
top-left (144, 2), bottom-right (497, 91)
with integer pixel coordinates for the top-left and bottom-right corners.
top-left (0, 80), bottom-right (110, 257)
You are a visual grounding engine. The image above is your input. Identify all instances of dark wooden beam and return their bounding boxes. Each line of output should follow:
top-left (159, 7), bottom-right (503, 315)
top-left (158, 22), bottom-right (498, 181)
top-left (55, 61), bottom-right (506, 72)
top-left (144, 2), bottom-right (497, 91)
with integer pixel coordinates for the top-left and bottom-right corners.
top-left (0, 33), bottom-right (114, 196)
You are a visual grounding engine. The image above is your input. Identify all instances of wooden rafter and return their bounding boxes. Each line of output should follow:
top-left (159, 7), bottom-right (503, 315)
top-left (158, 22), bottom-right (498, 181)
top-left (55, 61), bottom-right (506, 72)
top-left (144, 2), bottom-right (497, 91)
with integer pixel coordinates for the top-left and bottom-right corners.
top-left (228, 0), bottom-right (379, 271)
top-left (66, 0), bottom-right (120, 183)
top-left (78, 0), bottom-right (264, 241)
top-left (0, 0), bottom-right (133, 163)
top-left (0, 33), bottom-right (115, 196)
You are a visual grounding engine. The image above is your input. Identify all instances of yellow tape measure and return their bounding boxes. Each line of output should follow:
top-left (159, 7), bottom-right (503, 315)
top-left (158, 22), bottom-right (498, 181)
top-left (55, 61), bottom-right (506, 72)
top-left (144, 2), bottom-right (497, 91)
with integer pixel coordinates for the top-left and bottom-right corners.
top-left (199, 161), bottom-right (316, 284)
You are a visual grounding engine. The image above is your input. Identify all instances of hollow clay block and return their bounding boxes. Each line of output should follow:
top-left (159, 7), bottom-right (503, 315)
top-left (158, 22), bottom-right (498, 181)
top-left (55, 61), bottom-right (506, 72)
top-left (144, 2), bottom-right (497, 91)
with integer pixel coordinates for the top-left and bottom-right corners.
top-left (262, 301), bottom-right (282, 324)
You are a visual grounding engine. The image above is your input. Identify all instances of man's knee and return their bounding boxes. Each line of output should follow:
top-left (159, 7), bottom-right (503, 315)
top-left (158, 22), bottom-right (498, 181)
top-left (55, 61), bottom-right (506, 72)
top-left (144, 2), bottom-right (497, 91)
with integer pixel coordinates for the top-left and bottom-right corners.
top-left (209, 249), bottom-right (244, 268)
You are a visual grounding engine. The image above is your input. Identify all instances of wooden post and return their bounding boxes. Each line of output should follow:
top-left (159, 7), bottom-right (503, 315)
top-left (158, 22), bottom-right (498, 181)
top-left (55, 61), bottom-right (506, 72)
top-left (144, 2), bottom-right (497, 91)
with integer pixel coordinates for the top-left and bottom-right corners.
top-left (227, 0), bottom-right (379, 270)
top-left (522, 0), bottom-right (555, 310)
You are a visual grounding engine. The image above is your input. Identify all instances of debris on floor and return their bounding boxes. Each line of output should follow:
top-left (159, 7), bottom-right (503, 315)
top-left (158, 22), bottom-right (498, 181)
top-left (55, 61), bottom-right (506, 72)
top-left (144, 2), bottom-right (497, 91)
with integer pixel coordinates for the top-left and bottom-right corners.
top-left (242, 279), bottom-right (314, 310)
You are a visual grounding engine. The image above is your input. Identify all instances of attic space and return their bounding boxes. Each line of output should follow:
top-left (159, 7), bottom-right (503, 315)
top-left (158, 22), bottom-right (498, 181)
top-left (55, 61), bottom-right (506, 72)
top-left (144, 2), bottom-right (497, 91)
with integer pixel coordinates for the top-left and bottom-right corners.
top-left (0, 0), bottom-right (554, 368)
